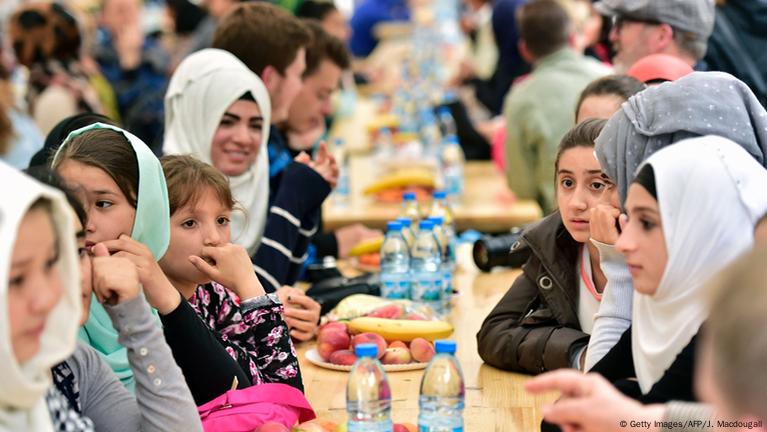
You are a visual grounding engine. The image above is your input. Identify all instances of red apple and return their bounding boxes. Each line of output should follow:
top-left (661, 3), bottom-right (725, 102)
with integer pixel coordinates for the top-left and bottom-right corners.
top-left (320, 321), bottom-right (348, 333)
top-left (381, 347), bottom-right (412, 365)
top-left (388, 340), bottom-right (407, 349)
top-left (410, 338), bottom-right (435, 363)
top-left (329, 349), bottom-right (357, 366)
top-left (351, 333), bottom-right (387, 359)
top-left (317, 329), bottom-right (351, 361)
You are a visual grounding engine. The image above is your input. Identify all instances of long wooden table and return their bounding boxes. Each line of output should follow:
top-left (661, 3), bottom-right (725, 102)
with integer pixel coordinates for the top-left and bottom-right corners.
top-left (322, 158), bottom-right (542, 232)
top-left (325, 97), bottom-right (542, 233)
top-left (295, 247), bottom-right (557, 430)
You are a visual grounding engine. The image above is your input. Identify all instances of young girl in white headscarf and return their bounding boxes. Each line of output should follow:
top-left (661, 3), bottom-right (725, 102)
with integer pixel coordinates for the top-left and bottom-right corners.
top-left (588, 136), bottom-right (767, 402)
top-left (164, 48), bottom-right (326, 341)
top-left (24, 167), bottom-right (202, 431)
top-left (0, 161), bottom-right (86, 431)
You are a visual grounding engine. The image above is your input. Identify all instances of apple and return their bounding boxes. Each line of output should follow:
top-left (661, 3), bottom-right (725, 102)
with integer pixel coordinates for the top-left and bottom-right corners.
top-left (317, 328), bottom-right (351, 361)
top-left (381, 347), bottom-right (412, 365)
top-left (351, 333), bottom-right (387, 359)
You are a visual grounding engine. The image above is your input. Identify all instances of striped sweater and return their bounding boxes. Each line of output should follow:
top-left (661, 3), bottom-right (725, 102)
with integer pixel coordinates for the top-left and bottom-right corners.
top-left (253, 130), bottom-right (331, 291)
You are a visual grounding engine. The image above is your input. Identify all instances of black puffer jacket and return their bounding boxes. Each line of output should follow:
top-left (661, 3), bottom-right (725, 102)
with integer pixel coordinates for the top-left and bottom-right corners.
top-left (477, 211), bottom-right (590, 374)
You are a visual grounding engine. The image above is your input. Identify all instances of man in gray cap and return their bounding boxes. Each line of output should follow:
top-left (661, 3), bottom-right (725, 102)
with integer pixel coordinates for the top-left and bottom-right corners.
top-left (594, 0), bottom-right (716, 72)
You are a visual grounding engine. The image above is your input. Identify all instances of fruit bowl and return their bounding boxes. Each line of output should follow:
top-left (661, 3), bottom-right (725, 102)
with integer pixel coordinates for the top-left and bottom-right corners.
top-left (305, 348), bottom-right (428, 372)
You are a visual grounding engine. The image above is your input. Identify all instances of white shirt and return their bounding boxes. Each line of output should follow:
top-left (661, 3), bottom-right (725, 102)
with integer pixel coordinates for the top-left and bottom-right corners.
top-left (578, 246), bottom-right (601, 335)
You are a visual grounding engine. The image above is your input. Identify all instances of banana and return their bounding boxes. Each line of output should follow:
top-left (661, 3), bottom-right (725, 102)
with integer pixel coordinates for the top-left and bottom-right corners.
top-left (363, 169), bottom-right (436, 195)
top-left (348, 237), bottom-right (385, 257)
top-left (347, 317), bottom-right (454, 342)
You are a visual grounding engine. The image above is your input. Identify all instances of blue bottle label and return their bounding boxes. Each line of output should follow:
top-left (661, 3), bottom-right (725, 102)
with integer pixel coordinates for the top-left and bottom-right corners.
top-left (418, 426), bottom-right (463, 432)
top-left (413, 274), bottom-right (443, 302)
top-left (381, 276), bottom-right (410, 299)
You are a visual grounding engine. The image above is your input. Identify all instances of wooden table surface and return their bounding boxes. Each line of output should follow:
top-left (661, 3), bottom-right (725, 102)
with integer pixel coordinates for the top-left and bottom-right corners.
top-left (325, 98), bottom-right (542, 233)
top-left (322, 158), bottom-right (542, 232)
top-left (295, 247), bottom-right (557, 431)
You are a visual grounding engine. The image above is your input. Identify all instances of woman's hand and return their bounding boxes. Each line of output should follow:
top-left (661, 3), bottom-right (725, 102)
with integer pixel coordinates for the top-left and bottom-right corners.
top-left (100, 235), bottom-right (181, 314)
top-left (277, 286), bottom-right (321, 341)
top-left (189, 243), bottom-right (266, 300)
top-left (91, 243), bottom-right (141, 305)
top-left (589, 204), bottom-right (626, 246)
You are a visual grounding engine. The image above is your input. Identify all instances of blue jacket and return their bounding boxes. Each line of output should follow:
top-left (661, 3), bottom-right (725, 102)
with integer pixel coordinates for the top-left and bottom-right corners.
top-left (350, 0), bottom-right (410, 57)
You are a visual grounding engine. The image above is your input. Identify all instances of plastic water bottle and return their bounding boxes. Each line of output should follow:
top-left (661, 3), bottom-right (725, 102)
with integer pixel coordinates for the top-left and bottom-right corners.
top-left (429, 190), bottom-right (456, 234)
top-left (440, 135), bottom-right (465, 199)
top-left (347, 344), bottom-right (393, 432)
top-left (334, 138), bottom-right (351, 207)
top-left (376, 128), bottom-right (395, 157)
top-left (437, 106), bottom-right (457, 138)
top-left (380, 221), bottom-right (411, 300)
top-left (418, 340), bottom-right (465, 432)
top-left (419, 108), bottom-right (442, 158)
top-left (401, 192), bottom-right (422, 228)
top-left (427, 216), bottom-right (454, 305)
top-left (396, 217), bottom-right (415, 248)
top-left (411, 220), bottom-right (444, 313)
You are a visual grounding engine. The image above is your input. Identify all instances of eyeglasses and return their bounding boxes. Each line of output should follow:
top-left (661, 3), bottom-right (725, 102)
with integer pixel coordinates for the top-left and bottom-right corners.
top-left (611, 14), bottom-right (663, 31)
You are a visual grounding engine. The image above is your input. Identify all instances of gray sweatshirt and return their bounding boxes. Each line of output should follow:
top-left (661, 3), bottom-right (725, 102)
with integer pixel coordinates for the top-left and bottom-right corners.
top-left (67, 296), bottom-right (202, 431)
top-left (584, 239), bottom-right (634, 370)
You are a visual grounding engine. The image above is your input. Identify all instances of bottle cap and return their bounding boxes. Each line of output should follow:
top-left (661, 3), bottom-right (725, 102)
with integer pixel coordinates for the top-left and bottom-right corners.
top-left (334, 138), bottom-right (344, 147)
top-left (429, 216), bottom-right (444, 226)
top-left (403, 192), bottom-right (416, 201)
top-left (446, 134), bottom-right (459, 145)
top-left (435, 340), bottom-right (456, 354)
top-left (419, 220), bottom-right (435, 231)
top-left (354, 343), bottom-right (378, 358)
top-left (396, 217), bottom-right (412, 227)
top-left (387, 221), bottom-right (402, 231)
top-left (433, 190), bottom-right (447, 200)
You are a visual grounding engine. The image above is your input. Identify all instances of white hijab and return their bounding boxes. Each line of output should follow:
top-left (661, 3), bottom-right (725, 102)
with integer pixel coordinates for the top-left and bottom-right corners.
top-left (0, 161), bottom-right (81, 431)
top-left (632, 136), bottom-right (767, 393)
top-left (164, 49), bottom-right (272, 255)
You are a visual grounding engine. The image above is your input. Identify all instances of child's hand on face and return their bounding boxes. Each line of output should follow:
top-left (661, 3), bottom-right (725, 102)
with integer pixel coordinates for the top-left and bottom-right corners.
top-left (589, 204), bottom-right (627, 245)
top-left (188, 243), bottom-right (266, 300)
top-left (100, 235), bottom-right (181, 315)
top-left (91, 243), bottom-right (141, 305)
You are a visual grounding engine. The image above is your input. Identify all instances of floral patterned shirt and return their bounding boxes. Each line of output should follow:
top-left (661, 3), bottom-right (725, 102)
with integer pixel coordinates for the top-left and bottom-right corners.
top-left (188, 283), bottom-right (304, 392)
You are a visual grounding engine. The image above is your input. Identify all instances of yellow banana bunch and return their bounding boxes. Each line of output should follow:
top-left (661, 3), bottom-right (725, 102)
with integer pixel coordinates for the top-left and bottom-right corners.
top-left (348, 237), bottom-right (385, 257)
top-left (363, 168), bottom-right (436, 194)
top-left (347, 317), bottom-right (454, 342)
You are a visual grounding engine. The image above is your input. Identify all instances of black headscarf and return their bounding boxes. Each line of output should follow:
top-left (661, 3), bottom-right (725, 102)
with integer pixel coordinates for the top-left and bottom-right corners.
top-left (28, 113), bottom-right (116, 168)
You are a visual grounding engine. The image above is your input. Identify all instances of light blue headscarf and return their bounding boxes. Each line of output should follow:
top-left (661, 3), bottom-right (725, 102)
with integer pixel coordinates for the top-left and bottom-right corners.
top-left (53, 122), bottom-right (170, 391)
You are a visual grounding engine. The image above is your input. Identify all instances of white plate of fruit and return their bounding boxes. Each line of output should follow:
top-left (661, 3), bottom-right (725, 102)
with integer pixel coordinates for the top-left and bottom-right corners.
top-left (305, 318), bottom-right (453, 372)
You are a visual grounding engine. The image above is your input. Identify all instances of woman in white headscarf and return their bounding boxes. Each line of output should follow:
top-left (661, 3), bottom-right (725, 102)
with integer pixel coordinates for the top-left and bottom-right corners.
top-left (0, 161), bottom-right (85, 431)
top-left (588, 136), bottom-right (767, 402)
top-left (164, 49), bottom-right (326, 341)
top-left (164, 48), bottom-right (271, 256)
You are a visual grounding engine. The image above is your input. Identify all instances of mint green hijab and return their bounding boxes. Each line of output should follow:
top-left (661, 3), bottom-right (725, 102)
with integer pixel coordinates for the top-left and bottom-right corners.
top-left (54, 122), bottom-right (170, 391)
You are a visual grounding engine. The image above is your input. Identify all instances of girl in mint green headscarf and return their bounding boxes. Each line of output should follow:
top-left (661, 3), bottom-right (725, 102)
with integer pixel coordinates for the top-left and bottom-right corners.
top-left (52, 122), bottom-right (173, 390)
